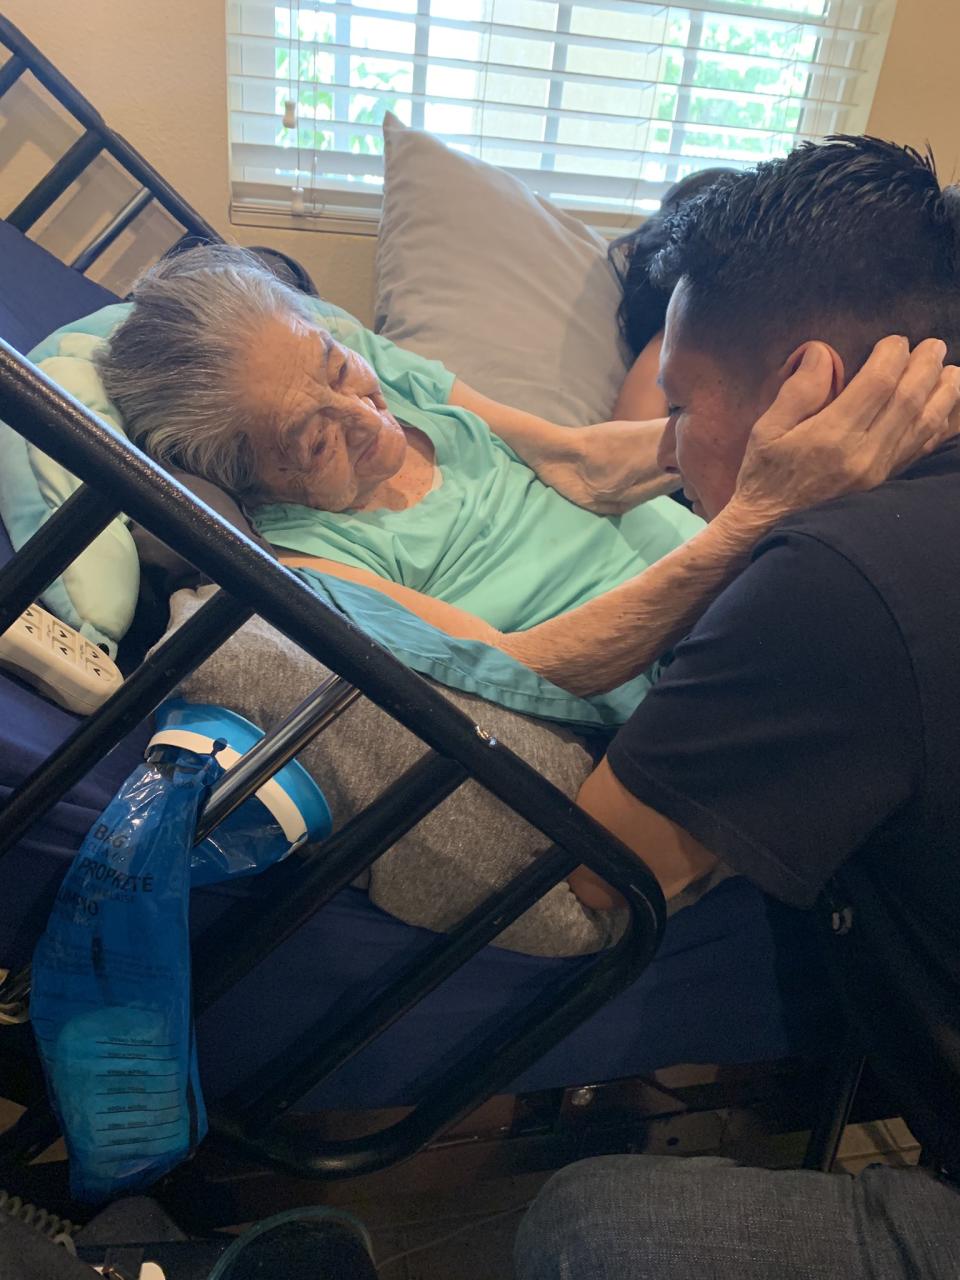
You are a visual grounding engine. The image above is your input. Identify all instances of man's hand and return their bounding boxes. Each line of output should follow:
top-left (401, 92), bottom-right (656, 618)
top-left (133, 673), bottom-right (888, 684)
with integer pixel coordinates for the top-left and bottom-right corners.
top-left (532, 420), bottom-right (682, 514)
top-left (728, 336), bottom-right (960, 529)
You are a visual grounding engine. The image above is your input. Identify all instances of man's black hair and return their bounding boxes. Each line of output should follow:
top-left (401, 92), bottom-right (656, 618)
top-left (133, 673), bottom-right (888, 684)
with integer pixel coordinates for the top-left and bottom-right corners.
top-left (651, 136), bottom-right (960, 378)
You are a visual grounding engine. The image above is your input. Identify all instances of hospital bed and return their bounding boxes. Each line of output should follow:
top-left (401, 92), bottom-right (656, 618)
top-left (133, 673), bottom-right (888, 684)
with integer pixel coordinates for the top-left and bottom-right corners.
top-left (0, 15), bottom-right (850, 1226)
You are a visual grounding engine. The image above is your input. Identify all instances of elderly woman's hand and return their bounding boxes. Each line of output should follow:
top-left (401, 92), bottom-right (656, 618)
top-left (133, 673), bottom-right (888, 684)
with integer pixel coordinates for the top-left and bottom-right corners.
top-left (448, 380), bottom-right (678, 511)
top-left (534, 419), bottom-right (681, 515)
top-left (729, 336), bottom-right (960, 527)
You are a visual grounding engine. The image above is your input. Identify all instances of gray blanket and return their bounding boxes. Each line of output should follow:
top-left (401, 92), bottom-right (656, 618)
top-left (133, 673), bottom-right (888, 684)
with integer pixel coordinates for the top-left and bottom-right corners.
top-left (162, 586), bottom-right (728, 956)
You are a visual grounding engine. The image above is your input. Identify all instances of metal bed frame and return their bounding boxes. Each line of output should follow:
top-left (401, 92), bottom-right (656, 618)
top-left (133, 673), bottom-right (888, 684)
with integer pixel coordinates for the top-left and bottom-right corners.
top-left (0, 14), bottom-right (860, 1202)
top-left (0, 14), bottom-right (671, 1188)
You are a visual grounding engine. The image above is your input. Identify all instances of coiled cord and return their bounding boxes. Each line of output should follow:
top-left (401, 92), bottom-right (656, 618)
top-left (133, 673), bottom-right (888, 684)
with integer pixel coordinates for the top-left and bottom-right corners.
top-left (0, 1187), bottom-right (79, 1252)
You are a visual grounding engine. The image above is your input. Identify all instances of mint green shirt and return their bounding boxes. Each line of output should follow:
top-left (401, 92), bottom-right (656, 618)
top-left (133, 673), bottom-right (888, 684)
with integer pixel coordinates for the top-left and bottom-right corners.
top-left (253, 299), bottom-right (703, 633)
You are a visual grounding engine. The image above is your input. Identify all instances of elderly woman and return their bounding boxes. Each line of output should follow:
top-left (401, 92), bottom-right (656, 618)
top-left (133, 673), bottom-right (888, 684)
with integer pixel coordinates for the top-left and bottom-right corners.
top-left (96, 245), bottom-right (942, 706)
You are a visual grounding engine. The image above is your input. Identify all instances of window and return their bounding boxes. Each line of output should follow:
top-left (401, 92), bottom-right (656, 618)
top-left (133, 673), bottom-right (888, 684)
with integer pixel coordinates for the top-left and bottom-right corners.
top-left (227, 0), bottom-right (897, 230)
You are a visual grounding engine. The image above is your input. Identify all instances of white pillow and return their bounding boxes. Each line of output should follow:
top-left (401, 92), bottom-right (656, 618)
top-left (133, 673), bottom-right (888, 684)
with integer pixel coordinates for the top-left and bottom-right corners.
top-left (374, 113), bottom-right (631, 427)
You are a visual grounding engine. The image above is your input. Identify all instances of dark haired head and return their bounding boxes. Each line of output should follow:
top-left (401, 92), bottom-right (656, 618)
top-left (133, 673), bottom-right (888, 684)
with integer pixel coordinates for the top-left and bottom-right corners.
top-left (652, 136), bottom-right (960, 382)
top-left (610, 167), bottom-right (733, 356)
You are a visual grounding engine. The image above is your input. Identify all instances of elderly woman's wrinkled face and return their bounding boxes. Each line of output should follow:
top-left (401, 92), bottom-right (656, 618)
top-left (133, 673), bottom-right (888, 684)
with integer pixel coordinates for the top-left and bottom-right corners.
top-left (240, 314), bottom-right (407, 510)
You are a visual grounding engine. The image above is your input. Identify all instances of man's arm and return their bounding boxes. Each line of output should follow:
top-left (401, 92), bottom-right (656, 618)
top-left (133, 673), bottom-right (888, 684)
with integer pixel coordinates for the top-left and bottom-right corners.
top-left (566, 532), bottom-right (923, 913)
top-left (569, 757), bottom-right (717, 909)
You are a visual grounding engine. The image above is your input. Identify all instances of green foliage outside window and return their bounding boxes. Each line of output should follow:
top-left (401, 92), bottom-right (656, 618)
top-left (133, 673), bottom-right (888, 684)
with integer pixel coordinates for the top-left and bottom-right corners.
top-left (275, 33), bottom-right (403, 165)
top-left (271, 8), bottom-right (820, 176)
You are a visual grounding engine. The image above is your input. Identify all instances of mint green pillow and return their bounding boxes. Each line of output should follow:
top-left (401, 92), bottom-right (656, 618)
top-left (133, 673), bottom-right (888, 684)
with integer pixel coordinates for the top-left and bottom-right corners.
top-left (0, 304), bottom-right (137, 656)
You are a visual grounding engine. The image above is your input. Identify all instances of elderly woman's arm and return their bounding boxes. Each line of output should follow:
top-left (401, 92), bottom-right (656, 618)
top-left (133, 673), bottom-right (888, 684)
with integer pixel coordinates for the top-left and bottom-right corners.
top-left (282, 503), bottom-right (764, 696)
top-left (284, 337), bottom-right (958, 698)
top-left (448, 380), bottom-right (679, 513)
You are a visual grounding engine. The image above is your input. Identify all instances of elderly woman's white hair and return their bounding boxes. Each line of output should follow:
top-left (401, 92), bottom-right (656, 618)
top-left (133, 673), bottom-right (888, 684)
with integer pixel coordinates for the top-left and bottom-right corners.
top-left (95, 244), bottom-right (316, 497)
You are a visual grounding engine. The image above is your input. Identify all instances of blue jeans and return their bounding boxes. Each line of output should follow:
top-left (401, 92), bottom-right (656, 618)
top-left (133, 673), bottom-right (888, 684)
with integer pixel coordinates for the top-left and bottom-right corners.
top-left (514, 1155), bottom-right (960, 1279)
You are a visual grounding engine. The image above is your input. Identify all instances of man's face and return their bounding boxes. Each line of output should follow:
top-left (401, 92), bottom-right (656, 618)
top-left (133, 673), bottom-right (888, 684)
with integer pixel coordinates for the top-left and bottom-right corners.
top-left (239, 313), bottom-right (407, 510)
top-left (657, 280), bottom-right (778, 520)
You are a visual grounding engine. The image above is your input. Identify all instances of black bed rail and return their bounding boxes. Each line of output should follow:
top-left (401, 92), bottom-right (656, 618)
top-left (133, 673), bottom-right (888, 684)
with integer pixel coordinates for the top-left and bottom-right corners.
top-left (0, 335), bottom-right (666, 1179)
top-left (0, 16), bottom-right (220, 262)
top-left (0, 484), bottom-right (119, 638)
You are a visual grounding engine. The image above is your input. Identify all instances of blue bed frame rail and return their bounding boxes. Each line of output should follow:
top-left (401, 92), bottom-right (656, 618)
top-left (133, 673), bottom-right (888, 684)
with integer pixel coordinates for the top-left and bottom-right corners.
top-left (0, 16), bottom-right (668, 1185)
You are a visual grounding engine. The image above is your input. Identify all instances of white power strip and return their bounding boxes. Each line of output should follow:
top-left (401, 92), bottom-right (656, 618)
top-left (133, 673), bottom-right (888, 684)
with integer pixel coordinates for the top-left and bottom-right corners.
top-left (0, 602), bottom-right (123, 715)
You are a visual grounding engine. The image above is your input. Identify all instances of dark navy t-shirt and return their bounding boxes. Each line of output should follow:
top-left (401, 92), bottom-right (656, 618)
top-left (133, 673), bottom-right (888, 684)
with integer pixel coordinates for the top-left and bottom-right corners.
top-left (609, 440), bottom-right (960, 1169)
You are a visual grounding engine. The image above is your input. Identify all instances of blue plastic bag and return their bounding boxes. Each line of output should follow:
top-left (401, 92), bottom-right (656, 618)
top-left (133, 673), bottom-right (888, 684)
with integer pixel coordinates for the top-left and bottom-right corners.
top-left (31, 746), bottom-right (221, 1203)
top-left (150, 699), bottom-right (332, 887)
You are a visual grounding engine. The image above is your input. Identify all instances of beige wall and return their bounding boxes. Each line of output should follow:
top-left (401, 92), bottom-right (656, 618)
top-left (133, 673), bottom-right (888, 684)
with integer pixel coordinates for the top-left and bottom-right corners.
top-left (0, 0), bottom-right (376, 321)
top-left (867, 0), bottom-right (960, 181)
top-left (1, 0), bottom-right (956, 322)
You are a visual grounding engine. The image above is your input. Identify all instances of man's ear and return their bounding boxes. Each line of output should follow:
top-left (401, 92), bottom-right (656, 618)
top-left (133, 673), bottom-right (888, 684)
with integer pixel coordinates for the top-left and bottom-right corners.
top-left (780, 341), bottom-right (845, 400)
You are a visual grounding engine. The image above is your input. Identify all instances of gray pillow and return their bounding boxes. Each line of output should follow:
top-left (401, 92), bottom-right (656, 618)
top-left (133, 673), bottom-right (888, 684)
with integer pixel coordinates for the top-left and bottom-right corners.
top-left (374, 113), bottom-right (631, 427)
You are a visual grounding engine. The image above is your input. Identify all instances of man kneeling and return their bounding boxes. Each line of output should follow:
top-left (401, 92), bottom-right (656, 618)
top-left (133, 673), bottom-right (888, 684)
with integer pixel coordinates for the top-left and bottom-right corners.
top-left (522, 137), bottom-right (960, 1280)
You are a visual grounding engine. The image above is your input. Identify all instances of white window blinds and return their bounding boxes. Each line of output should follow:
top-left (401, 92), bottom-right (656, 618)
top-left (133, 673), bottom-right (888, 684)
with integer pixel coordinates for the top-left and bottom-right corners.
top-left (227, 0), bottom-right (897, 227)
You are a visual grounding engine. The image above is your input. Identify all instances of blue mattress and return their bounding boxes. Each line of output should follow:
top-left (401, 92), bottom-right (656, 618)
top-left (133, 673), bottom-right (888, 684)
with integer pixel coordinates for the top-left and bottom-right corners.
top-left (0, 220), bottom-right (117, 355)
